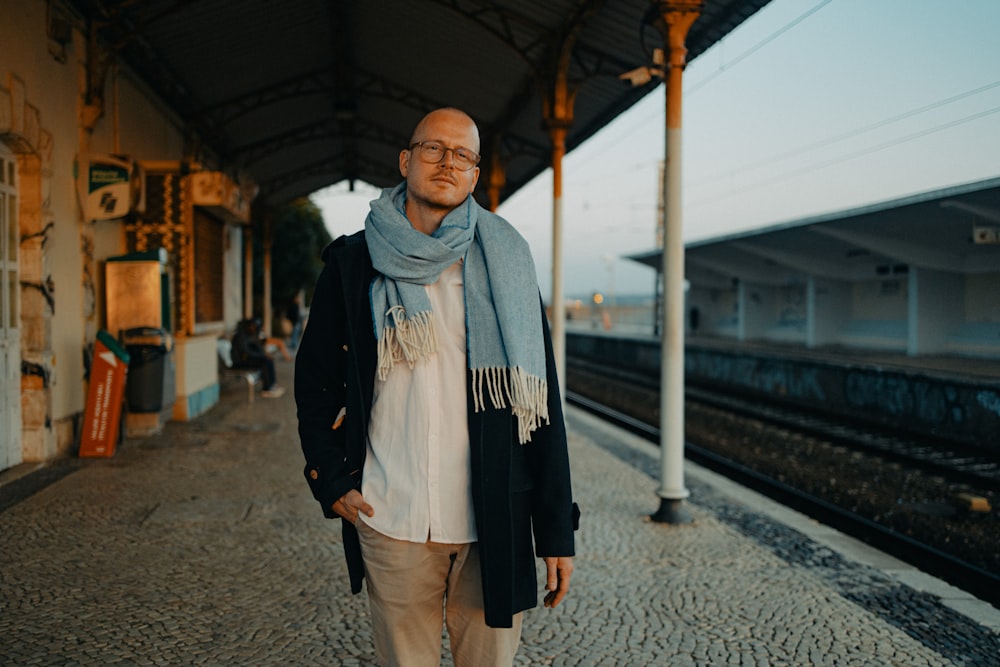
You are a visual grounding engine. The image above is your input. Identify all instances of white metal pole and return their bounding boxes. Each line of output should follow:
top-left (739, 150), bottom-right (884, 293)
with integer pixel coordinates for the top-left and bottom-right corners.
top-left (654, 117), bottom-right (691, 518)
top-left (551, 126), bottom-right (567, 393)
top-left (652, 2), bottom-right (699, 523)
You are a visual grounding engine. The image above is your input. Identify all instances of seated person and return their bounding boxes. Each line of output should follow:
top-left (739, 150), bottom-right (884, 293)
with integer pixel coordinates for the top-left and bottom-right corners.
top-left (231, 318), bottom-right (284, 398)
top-left (239, 315), bottom-right (292, 361)
top-left (264, 334), bottom-right (293, 361)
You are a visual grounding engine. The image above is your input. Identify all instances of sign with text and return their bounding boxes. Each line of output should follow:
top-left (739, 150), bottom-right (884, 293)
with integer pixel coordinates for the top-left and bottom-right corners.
top-left (973, 226), bottom-right (1000, 244)
top-left (79, 331), bottom-right (130, 457)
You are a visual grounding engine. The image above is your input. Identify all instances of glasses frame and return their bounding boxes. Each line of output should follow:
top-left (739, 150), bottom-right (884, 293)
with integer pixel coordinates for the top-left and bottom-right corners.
top-left (409, 141), bottom-right (481, 171)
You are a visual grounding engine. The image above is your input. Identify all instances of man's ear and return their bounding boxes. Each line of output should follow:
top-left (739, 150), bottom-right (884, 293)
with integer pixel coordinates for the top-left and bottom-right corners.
top-left (399, 149), bottom-right (410, 177)
top-left (470, 166), bottom-right (480, 193)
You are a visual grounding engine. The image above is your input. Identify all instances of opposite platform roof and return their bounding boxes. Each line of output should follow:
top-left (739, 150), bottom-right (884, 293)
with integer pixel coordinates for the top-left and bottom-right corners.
top-left (628, 177), bottom-right (1000, 282)
top-left (65, 0), bottom-right (770, 206)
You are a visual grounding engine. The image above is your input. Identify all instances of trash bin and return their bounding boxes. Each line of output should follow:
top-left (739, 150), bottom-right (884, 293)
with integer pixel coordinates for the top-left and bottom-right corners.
top-left (122, 327), bottom-right (176, 413)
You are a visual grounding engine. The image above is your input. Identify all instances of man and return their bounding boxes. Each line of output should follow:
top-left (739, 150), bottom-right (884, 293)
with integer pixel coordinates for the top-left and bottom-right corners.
top-left (285, 293), bottom-right (303, 350)
top-left (230, 318), bottom-right (284, 397)
top-left (295, 107), bottom-right (578, 667)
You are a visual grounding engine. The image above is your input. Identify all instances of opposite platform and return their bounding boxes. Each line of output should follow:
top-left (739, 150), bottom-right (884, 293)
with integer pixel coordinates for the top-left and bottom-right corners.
top-left (1, 359), bottom-right (997, 666)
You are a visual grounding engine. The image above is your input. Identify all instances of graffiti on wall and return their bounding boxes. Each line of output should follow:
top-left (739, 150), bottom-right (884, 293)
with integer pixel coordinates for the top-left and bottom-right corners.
top-left (686, 351), bottom-right (826, 402)
top-left (977, 390), bottom-right (1000, 418)
top-left (844, 371), bottom-right (965, 426)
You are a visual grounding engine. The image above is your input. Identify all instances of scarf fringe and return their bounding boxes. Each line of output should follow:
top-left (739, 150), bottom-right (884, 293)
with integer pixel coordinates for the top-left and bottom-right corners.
top-left (377, 307), bottom-right (437, 380)
top-left (473, 366), bottom-right (549, 444)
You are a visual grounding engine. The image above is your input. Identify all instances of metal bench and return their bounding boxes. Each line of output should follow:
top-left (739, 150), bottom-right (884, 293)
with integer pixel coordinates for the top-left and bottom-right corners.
top-left (217, 338), bottom-right (262, 404)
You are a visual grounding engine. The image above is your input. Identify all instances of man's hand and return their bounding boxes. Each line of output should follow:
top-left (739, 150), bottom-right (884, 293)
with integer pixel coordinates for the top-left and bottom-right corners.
top-left (332, 489), bottom-right (374, 525)
top-left (542, 556), bottom-right (574, 608)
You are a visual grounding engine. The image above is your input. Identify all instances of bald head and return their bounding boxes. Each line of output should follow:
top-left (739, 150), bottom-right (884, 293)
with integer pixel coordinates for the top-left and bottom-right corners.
top-left (409, 108), bottom-right (481, 154)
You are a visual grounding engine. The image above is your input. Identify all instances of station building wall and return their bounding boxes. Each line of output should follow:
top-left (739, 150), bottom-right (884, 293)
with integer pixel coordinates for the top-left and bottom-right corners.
top-left (688, 285), bottom-right (737, 337)
top-left (808, 278), bottom-right (850, 348)
top-left (686, 267), bottom-right (999, 359)
top-left (1, 0), bottom-right (241, 466)
top-left (953, 272), bottom-right (1000, 356)
top-left (840, 277), bottom-right (908, 350)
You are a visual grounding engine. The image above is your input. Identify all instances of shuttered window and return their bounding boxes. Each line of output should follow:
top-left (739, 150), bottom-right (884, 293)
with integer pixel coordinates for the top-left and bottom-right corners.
top-left (194, 209), bottom-right (224, 324)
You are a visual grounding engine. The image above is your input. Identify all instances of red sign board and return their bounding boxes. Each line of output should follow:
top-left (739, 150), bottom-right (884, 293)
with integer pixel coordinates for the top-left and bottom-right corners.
top-left (79, 331), bottom-right (130, 457)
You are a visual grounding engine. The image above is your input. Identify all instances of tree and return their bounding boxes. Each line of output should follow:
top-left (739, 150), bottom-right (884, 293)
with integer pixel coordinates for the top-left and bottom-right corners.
top-left (253, 198), bottom-right (332, 321)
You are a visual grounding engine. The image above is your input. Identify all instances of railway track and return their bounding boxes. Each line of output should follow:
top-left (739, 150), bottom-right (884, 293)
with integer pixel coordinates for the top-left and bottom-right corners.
top-left (567, 357), bottom-right (1000, 492)
top-left (565, 358), bottom-right (1000, 608)
top-left (684, 385), bottom-right (1000, 493)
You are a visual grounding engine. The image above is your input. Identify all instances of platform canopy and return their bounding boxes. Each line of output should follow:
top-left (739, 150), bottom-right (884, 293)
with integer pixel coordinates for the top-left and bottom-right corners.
top-left (628, 177), bottom-right (1000, 280)
top-left (68, 0), bottom-right (769, 205)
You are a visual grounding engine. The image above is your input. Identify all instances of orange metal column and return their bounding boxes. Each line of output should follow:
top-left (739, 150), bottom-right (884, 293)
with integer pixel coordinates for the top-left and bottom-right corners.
top-left (651, 0), bottom-right (701, 524)
top-left (487, 141), bottom-right (506, 212)
top-left (547, 120), bottom-right (569, 388)
top-left (243, 226), bottom-right (253, 321)
top-left (538, 8), bottom-right (602, 396)
top-left (263, 212), bottom-right (273, 336)
top-left (543, 72), bottom-right (576, 393)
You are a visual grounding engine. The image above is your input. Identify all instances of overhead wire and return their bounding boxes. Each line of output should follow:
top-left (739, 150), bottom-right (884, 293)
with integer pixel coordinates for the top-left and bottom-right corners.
top-left (571, 0), bottom-right (835, 171)
top-left (573, 0), bottom-right (999, 216)
top-left (689, 104), bottom-right (1000, 208)
top-left (522, 0), bottom-right (998, 238)
top-left (690, 79), bottom-right (1000, 185)
top-left (685, 0), bottom-right (834, 96)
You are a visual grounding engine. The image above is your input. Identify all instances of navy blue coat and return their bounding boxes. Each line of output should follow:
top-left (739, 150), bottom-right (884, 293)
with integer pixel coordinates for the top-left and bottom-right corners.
top-left (294, 231), bottom-right (578, 628)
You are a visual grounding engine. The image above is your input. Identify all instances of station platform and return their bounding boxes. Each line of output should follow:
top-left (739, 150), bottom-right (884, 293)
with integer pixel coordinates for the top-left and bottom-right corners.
top-left (1, 359), bottom-right (998, 666)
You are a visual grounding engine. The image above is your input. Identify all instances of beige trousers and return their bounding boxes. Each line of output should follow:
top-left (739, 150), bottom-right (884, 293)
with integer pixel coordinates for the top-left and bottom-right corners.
top-left (356, 520), bottom-right (523, 667)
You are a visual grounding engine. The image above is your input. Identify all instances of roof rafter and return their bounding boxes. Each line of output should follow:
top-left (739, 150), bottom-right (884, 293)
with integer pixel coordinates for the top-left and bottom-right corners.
top-left (231, 119), bottom-right (407, 168)
top-left (261, 154), bottom-right (400, 201)
top-left (64, 0), bottom-right (773, 205)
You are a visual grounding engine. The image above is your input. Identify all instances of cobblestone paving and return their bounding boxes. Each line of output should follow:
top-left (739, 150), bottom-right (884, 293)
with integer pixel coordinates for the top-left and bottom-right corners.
top-left (1, 361), bottom-right (997, 666)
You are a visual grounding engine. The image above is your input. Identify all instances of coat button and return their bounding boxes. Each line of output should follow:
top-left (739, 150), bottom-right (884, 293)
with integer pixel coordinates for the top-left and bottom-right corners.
top-left (309, 469), bottom-right (319, 480)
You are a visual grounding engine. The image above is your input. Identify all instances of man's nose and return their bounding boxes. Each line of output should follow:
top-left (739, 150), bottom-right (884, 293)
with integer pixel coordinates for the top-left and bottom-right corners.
top-left (440, 148), bottom-right (457, 167)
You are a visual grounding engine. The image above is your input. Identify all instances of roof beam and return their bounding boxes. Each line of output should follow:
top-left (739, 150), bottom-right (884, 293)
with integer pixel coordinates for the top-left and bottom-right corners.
top-left (231, 119), bottom-right (406, 168)
top-left (102, 0), bottom-right (201, 49)
top-left (686, 263), bottom-right (738, 290)
top-left (687, 250), bottom-right (798, 286)
top-left (194, 64), bottom-right (448, 133)
top-left (329, 0), bottom-right (361, 185)
top-left (809, 225), bottom-right (965, 273)
top-left (427, 0), bottom-right (551, 75)
top-left (940, 200), bottom-right (1000, 224)
top-left (731, 240), bottom-right (848, 280)
top-left (259, 155), bottom-right (400, 202)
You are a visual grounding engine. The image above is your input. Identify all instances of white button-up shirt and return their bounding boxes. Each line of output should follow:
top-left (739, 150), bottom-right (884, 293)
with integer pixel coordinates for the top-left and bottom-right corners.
top-left (360, 261), bottom-right (476, 544)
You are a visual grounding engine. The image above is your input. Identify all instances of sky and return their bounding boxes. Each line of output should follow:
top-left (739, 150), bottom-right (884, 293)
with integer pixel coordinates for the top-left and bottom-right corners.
top-left (312, 0), bottom-right (1000, 299)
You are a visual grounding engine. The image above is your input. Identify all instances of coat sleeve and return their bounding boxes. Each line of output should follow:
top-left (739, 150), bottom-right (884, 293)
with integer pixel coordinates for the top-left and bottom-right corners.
top-left (294, 245), bottom-right (358, 519)
top-left (526, 296), bottom-right (579, 558)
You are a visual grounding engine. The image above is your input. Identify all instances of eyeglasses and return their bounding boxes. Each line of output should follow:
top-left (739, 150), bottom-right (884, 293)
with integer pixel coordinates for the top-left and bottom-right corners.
top-left (409, 141), bottom-right (481, 171)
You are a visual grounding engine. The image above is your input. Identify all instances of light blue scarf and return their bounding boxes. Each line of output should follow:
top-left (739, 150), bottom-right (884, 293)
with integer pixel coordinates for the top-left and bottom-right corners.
top-left (365, 182), bottom-right (548, 443)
